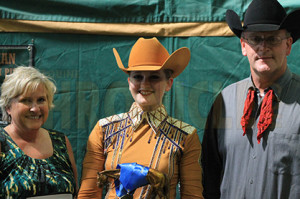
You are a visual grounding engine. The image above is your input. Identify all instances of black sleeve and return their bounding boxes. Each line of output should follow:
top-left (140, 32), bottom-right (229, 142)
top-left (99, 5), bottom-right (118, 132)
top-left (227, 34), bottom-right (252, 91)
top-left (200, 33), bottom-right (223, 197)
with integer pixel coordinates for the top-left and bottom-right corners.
top-left (201, 94), bottom-right (224, 199)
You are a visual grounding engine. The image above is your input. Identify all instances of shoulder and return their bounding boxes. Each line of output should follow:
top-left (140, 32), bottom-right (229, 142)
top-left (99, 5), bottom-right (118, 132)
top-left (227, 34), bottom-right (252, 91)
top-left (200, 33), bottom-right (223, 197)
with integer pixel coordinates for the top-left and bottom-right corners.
top-left (286, 72), bottom-right (300, 101)
top-left (46, 129), bottom-right (67, 144)
top-left (291, 72), bottom-right (300, 84)
top-left (222, 77), bottom-right (250, 94)
top-left (98, 112), bottom-right (128, 127)
top-left (215, 77), bottom-right (250, 105)
top-left (47, 129), bottom-right (65, 137)
top-left (166, 116), bottom-right (196, 135)
top-left (45, 129), bottom-right (71, 155)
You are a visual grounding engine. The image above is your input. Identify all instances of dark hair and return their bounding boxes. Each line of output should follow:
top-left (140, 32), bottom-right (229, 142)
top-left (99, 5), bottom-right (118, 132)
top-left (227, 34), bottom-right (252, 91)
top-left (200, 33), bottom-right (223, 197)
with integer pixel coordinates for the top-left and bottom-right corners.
top-left (163, 69), bottom-right (173, 79)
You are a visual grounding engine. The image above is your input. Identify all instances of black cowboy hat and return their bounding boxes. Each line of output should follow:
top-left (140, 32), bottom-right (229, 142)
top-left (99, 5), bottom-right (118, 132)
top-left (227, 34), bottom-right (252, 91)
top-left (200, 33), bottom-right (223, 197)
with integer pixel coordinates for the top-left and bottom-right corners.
top-left (226, 0), bottom-right (300, 43)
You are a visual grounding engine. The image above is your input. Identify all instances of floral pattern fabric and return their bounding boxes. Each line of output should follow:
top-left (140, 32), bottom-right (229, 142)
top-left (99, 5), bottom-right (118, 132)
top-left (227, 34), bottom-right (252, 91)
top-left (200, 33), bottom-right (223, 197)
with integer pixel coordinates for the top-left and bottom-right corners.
top-left (0, 128), bottom-right (76, 199)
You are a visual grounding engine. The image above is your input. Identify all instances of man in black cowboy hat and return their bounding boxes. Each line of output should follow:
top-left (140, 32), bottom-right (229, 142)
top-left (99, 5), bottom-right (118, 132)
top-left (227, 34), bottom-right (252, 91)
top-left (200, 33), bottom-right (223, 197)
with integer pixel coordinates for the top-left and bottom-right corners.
top-left (201, 0), bottom-right (300, 198)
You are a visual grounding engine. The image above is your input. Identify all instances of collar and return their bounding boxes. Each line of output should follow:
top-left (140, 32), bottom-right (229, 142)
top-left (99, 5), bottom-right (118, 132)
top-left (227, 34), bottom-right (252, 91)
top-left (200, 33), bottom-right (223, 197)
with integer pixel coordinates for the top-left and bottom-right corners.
top-left (246, 68), bottom-right (292, 101)
top-left (270, 67), bottom-right (292, 100)
top-left (127, 102), bottom-right (168, 131)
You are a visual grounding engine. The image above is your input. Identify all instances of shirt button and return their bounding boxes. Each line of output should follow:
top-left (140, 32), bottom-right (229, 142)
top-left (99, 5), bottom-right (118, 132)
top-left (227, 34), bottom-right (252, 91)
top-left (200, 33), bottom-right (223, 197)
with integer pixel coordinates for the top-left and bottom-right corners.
top-left (252, 155), bottom-right (256, 159)
top-left (250, 179), bottom-right (253, 184)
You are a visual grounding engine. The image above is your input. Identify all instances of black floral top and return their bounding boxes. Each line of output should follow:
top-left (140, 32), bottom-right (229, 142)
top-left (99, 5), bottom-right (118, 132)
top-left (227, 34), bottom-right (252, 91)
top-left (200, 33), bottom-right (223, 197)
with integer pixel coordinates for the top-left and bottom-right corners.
top-left (0, 128), bottom-right (76, 198)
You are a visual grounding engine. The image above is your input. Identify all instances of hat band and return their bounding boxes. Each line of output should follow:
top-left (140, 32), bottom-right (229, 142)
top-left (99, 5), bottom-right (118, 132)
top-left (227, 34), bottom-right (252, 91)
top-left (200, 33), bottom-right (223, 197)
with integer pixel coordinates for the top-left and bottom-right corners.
top-left (244, 24), bottom-right (281, 32)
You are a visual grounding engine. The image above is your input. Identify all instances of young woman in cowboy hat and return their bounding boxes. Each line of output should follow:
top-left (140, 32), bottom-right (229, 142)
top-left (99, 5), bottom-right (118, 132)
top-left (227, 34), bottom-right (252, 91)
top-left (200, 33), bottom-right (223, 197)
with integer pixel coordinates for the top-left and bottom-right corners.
top-left (78, 37), bottom-right (203, 198)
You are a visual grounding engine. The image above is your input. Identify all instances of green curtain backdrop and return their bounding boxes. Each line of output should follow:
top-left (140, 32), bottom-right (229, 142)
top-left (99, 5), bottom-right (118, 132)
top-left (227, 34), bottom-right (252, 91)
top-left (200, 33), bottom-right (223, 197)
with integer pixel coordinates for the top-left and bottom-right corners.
top-left (1, 0), bottom-right (300, 197)
top-left (1, 0), bottom-right (299, 22)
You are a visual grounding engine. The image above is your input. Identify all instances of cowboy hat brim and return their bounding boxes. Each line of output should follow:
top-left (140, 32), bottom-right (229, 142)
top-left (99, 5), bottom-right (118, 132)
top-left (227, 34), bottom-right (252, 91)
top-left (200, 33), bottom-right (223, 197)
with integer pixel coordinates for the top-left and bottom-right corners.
top-left (113, 47), bottom-right (190, 78)
top-left (280, 9), bottom-right (300, 42)
top-left (225, 9), bottom-right (243, 38)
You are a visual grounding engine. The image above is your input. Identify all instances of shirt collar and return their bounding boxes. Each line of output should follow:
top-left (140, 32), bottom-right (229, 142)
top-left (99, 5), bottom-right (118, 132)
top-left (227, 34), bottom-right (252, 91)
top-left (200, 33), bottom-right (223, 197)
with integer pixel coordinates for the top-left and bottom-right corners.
top-left (270, 67), bottom-right (292, 100)
top-left (127, 102), bottom-right (168, 131)
top-left (247, 68), bottom-right (292, 101)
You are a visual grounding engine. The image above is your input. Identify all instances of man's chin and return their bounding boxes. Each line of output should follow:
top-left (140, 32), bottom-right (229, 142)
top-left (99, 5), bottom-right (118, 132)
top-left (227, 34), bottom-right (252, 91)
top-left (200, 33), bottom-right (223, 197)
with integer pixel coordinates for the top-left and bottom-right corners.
top-left (254, 64), bottom-right (272, 73)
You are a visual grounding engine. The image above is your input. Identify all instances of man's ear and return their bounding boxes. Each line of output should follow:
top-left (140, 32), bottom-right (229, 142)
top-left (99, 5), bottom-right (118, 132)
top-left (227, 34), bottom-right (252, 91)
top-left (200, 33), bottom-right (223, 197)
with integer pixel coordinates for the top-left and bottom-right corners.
top-left (241, 38), bottom-right (247, 56)
top-left (286, 36), bottom-right (293, 56)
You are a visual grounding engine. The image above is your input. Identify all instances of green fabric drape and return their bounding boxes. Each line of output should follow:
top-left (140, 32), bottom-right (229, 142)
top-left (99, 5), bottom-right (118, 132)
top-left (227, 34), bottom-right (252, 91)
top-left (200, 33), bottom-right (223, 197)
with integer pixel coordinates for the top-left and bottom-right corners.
top-left (1, 0), bottom-right (299, 23)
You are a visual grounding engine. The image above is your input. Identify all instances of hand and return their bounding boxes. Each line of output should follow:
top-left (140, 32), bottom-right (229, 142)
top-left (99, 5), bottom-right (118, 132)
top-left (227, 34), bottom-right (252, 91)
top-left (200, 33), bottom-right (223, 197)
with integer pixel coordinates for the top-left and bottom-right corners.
top-left (146, 168), bottom-right (169, 199)
top-left (97, 169), bottom-right (120, 188)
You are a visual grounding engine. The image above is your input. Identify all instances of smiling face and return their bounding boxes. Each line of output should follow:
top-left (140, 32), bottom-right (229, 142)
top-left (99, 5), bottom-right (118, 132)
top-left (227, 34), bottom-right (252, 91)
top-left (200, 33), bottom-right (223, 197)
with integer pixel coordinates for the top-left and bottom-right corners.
top-left (241, 29), bottom-right (292, 81)
top-left (7, 84), bottom-right (49, 133)
top-left (128, 70), bottom-right (173, 111)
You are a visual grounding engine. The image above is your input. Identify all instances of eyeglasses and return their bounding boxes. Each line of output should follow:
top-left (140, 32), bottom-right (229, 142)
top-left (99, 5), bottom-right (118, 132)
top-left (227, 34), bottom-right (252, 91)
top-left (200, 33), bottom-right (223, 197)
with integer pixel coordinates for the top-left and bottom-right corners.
top-left (242, 35), bottom-right (289, 46)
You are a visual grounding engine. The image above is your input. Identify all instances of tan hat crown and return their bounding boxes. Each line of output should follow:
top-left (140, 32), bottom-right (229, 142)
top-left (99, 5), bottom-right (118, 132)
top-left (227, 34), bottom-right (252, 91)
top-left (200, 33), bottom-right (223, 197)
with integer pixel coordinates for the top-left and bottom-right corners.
top-left (128, 38), bottom-right (170, 67)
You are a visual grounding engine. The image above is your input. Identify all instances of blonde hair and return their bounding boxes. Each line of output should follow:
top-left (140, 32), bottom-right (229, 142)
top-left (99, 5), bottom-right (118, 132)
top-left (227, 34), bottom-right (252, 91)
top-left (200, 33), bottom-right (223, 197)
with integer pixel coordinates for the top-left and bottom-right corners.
top-left (0, 66), bottom-right (56, 122)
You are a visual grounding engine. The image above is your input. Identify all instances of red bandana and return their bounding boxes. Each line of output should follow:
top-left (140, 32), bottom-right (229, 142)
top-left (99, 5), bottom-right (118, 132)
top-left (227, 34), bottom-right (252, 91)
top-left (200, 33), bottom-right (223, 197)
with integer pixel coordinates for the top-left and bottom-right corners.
top-left (241, 89), bottom-right (275, 143)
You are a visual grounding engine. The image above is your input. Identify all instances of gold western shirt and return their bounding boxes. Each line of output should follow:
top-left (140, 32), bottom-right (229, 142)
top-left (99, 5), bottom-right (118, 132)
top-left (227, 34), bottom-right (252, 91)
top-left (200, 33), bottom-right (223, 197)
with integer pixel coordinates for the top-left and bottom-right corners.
top-left (78, 102), bottom-right (203, 198)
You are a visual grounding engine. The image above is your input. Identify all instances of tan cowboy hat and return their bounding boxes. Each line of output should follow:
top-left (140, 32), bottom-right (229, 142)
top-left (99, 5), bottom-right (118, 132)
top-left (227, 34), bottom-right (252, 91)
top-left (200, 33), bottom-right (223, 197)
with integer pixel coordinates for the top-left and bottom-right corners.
top-left (113, 37), bottom-right (190, 78)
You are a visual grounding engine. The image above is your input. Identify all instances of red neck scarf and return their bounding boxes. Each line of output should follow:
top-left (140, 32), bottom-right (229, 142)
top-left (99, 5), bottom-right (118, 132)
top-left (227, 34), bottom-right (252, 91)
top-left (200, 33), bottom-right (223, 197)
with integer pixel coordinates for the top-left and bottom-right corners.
top-left (241, 88), bottom-right (275, 144)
